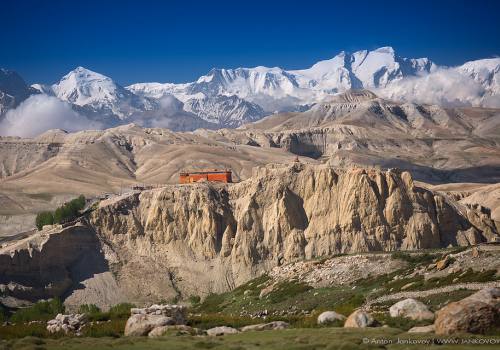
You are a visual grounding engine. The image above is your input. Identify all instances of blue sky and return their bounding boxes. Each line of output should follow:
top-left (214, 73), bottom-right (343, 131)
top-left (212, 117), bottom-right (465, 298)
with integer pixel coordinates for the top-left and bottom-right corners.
top-left (1, 0), bottom-right (499, 85)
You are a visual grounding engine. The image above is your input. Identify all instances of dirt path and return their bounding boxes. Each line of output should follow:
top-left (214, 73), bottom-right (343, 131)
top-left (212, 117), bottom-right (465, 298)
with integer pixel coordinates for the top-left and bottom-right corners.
top-left (364, 281), bottom-right (500, 309)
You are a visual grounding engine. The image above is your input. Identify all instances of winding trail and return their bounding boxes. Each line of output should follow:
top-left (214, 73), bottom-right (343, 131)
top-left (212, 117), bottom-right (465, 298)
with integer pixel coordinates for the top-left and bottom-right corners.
top-left (364, 281), bottom-right (500, 309)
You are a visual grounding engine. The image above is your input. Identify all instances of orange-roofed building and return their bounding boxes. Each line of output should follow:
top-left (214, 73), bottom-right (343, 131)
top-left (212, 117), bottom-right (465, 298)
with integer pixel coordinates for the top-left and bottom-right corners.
top-left (179, 170), bottom-right (232, 184)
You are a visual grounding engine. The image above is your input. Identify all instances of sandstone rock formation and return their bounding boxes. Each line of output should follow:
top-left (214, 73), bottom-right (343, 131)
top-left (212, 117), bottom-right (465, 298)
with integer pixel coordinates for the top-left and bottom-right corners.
top-left (1, 164), bottom-right (498, 307)
top-left (434, 287), bottom-right (500, 335)
top-left (389, 299), bottom-right (434, 321)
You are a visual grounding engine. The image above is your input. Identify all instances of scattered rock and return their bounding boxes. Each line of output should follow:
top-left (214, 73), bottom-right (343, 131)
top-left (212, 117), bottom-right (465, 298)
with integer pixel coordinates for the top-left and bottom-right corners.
top-left (408, 324), bottom-right (435, 333)
top-left (435, 288), bottom-right (500, 335)
top-left (401, 282), bottom-right (416, 291)
top-left (344, 310), bottom-right (375, 328)
top-left (206, 326), bottom-right (240, 336)
top-left (259, 283), bottom-right (276, 299)
top-left (317, 311), bottom-right (346, 325)
top-left (241, 321), bottom-right (290, 332)
top-left (130, 304), bottom-right (186, 324)
top-left (464, 287), bottom-right (500, 309)
top-left (436, 256), bottom-right (450, 271)
top-left (148, 325), bottom-right (204, 337)
top-left (389, 298), bottom-right (434, 321)
top-left (124, 314), bottom-right (175, 336)
top-left (471, 247), bottom-right (479, 258)
top-left (46, 313), bottom-right (87, 335)
top-left (125, 304), bottom-right (187, 336)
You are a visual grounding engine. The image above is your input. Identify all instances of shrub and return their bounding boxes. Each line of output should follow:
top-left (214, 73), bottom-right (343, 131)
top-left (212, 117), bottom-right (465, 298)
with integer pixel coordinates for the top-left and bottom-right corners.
top-left (10, 298), bottom-right (65, 323)
top-left (78, 304), bottom-right (110, 321)
top-left (390, 251), bottom-right (437, 265)
top-left (375, 313), bottom-right (431, 331)
top-left (35, 195), bottom-right (86, 229)
top-left (108, 303), bottom-right (135, 320)
top-left (188, 314), bottom-right (261, 330)
top-left (80, 319), bottom-right (126, 337)
top-left (35, 211), bottom-right (54, 230)
top-left (0, 324), bottom-right (54, 339)
top-left (188, 295), bottom-right (201, 306)
top-left (196, 293), bottom-right (226, 313)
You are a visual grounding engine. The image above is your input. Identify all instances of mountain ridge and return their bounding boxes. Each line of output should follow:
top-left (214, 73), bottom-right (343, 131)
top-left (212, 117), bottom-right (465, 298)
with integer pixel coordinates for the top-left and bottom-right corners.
top-left (1, 47), bottom-right (499, 135)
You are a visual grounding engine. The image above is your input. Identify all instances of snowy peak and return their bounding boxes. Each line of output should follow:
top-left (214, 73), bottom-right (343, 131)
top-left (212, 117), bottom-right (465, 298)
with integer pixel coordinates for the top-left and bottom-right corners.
top-left (457, 58), bottom-right (500, 95)
top-left (294, 46), bottom-right (435, 91)
top-left (52, 66), bottom-right (154, 119)
top-left (52, 66), bottom-right (121, 106)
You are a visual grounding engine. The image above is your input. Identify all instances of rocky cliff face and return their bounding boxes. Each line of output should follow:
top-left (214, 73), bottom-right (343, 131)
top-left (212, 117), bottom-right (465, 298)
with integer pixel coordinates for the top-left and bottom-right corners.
top-left (88, 165), bottom-right (498, 302)
top-left (1, 165), bottom-right (498, 308)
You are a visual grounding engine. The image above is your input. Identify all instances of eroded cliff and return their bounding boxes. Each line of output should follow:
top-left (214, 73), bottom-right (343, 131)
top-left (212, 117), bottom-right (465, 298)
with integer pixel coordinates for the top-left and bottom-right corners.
top-left (1, 164), bottom-right (498, 308)
top-left (88, 164), bottom-right (499, 303)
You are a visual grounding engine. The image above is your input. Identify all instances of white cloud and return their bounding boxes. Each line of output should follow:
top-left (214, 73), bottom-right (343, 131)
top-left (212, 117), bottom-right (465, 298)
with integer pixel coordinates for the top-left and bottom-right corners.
top-left (377, 68), bottom-right (500, 108)
top-left (0, 94), bottom-right (102, 138)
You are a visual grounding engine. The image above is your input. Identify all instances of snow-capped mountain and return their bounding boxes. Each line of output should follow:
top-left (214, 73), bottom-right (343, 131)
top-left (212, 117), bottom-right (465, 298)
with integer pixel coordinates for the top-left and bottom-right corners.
top-left (0, 68), bottom-right (38, 116)
top-left (291, 47), bottom-right (436, 91)
top-left (457, 58), bottom-right (500, 96)
top-left (51, 66), bottom-right (156, 120)
top-left (183, 95), bottom-right (265, 127)
top-left (3, 46), bottom-right (499, 136)
top-left (128, 47), bottom-right (439, 118)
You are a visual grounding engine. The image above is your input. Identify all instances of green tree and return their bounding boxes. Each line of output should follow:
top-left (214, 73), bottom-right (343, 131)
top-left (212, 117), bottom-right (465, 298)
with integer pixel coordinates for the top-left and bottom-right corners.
top-left (35, 211), bottom-right (54, 230)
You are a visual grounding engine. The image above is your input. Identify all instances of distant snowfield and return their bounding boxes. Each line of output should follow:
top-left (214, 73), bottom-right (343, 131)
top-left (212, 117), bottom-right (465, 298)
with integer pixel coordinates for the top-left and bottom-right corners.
top-left (1, 47), bottom-right (499, 137)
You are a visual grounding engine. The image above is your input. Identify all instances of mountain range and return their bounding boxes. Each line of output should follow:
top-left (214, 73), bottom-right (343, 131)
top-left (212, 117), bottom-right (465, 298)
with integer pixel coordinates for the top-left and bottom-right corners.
top-left (0, 47), bottom-right (499, 135)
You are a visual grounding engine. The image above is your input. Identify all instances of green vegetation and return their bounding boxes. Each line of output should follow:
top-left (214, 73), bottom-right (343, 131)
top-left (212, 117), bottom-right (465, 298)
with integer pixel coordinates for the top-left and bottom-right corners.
top-left (1, 327), bottom-right (499, 350)
top-left (10, 299), bottom-right (64, 323)
top-left (35, 195), bottom-right (86, 230)
top-left (35, 211), bottom-right (54, 230)
top-left (77, 303), bottom-right (136, 322)
top-left (265, 281), bottom-right (313, 304)
top-left (374, 313), bottom-right (431, 331)
top-left (0, 304), bottom-right (8, 323)
top-left (188, 295), bottom-right (201, 306)
top-left (390, 251), bottom-right (438, 265)
top-left (80, 319), bottom-right (126, 338)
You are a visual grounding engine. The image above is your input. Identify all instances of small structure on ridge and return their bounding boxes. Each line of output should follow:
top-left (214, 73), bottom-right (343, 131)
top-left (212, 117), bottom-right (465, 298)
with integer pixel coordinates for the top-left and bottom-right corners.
top-left (179, 169), bottom-right (232, 184)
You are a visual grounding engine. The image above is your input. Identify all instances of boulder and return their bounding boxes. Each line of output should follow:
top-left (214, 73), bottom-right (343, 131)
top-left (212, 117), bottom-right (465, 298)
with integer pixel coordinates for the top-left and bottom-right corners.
top-left (46, 313), bottom-right (87, 335)
top-left (435, 288), bottom-right (500, 335)
top-left (408, 325), bottom-right (435, 333)
top-left (464, 287), bottom-right (500, 309)
top-left (206, 326), bottom-right (240, 336)
top-left (124, 314), bottom-right (175, 336)
top-left (148, 325), bottom-right (205, 337)
top-left (241, 321), bottom-right (290, 332)
top-left (130, 304), bottom-right (186, 324)
top-left (317, 311), bottom-right (346, 325)
top-left (435, 256), bottom-right (450, 271)
top-left (389, 299), bottom-right (434, 321)
top-left (344, 310), bottom-right (375, 328)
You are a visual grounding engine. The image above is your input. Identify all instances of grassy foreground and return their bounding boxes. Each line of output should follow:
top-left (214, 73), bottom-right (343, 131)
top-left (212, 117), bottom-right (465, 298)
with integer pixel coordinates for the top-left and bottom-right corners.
top-left (1, 328), bottom-right (500, 350)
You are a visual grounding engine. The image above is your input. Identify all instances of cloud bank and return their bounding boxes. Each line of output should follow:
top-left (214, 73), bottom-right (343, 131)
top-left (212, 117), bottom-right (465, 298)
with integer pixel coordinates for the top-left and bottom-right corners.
top-left (378, 68), bottom-right (500, 108)
top-left (0, 94), bottom-right (102, 138)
